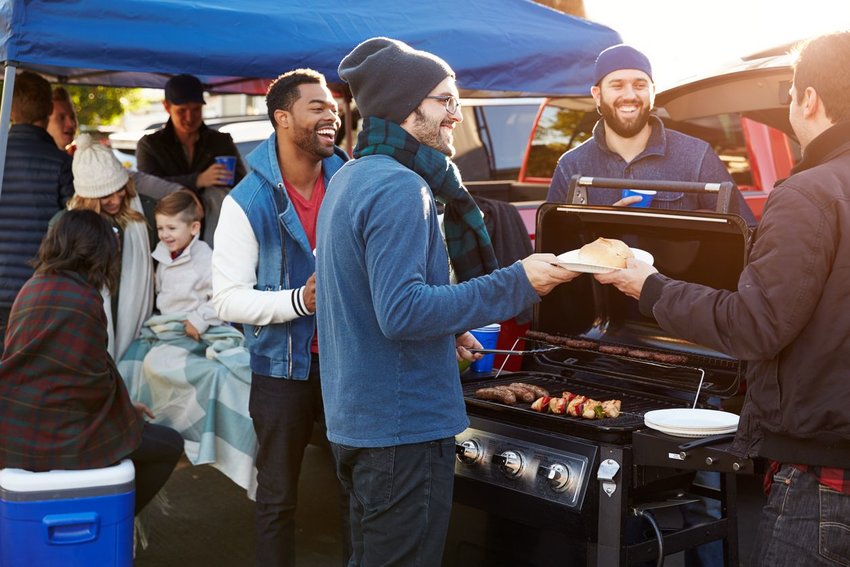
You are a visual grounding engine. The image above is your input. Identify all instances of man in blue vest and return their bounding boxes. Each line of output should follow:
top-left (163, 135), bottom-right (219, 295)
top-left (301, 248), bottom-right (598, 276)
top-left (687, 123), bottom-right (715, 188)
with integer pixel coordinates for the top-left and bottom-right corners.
top-left (211, 68), bottom-right (347, 567)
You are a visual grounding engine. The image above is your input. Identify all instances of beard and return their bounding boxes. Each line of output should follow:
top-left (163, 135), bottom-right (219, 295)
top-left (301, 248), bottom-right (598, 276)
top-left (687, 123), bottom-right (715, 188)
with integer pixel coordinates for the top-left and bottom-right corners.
top-left (598, 97), bottom-right (651, 138)
top-left (292, 119), bottom-right (335, 159)
top-left (410, 108), bottom-right (455, 157)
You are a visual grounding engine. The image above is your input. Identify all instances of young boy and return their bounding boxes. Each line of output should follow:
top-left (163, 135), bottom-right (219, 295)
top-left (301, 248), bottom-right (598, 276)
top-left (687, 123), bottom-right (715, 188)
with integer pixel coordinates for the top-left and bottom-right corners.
top-left (153, 190), bottom-right (222, 340)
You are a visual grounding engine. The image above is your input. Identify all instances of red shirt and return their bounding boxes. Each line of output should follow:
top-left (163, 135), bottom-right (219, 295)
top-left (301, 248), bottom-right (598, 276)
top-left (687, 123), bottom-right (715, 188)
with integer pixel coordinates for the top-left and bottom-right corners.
top-left (283, 173), bottom-right (325, 354)
top-left (765, 460), bottom-right (850, 495)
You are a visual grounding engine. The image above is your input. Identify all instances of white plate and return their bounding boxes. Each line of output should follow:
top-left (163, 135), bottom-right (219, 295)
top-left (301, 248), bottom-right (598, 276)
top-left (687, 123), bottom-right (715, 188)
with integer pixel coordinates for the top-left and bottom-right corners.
top-left (555, 247), bottom-right (654, 274)
top-left (644, 408), bottom-right (739, 431)
top-left (643, 423), bottom-right (737, 438)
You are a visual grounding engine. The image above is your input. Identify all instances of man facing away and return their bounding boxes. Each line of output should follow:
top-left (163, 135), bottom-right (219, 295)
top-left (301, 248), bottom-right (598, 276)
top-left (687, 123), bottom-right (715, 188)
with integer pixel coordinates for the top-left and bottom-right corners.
top-left (0, 71), bottom-right (74, 353)
top-left (316, 37), bottom-right (578, 566)
top-left (595, 31), bottom-right (850, 566)
top-left (211, 68), bottom-right (348, 567)
top-left (137, 73), bottom-right (247, 245)
top-left (547, 44), bottom-right (756, 226)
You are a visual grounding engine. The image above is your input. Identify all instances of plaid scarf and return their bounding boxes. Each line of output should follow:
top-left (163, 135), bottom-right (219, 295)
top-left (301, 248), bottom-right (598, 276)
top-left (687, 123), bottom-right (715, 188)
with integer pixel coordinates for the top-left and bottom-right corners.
top-left (354, 117), bottom-right (498, 282)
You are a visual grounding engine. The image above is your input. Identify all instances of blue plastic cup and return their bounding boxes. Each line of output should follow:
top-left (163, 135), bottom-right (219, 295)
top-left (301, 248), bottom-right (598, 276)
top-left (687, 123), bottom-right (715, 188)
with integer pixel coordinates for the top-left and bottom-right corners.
top-left (620, 189), bottom-right (656, 208)
top-left (215, 155), bottom-right (237, 186)
top-left (469, 323), bottom-right (501, 373)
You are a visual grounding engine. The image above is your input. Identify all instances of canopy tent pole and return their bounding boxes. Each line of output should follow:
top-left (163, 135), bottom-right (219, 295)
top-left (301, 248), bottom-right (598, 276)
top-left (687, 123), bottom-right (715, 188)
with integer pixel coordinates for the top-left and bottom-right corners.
top-left (0, 63), bottom-right (18, 201)
top-left (343, 94), bottom-right (353, 157)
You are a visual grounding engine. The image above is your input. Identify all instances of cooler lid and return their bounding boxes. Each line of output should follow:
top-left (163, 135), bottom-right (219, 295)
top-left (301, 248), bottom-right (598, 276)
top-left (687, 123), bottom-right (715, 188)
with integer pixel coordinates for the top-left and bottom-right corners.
top-left (0, 459), bottom-right (135, 494)
top-left (533, 201), bottom-right (751, 398)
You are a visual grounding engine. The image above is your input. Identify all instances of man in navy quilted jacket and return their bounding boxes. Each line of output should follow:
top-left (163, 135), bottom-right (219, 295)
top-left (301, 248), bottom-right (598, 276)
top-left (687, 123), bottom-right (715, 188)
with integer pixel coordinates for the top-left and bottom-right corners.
top-left (0, 70), bottom-right (74, 354)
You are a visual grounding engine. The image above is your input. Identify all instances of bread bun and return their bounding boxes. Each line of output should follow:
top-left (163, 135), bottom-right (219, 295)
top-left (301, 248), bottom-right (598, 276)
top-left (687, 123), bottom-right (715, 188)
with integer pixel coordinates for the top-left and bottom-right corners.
top-left (578, 238), bottom-right (634, 268)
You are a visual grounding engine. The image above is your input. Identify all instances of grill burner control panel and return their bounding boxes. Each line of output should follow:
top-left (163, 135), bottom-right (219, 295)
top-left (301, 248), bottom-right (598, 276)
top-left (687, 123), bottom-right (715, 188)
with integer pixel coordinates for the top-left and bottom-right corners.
top-left (454, 425), bottom-right (592, 508)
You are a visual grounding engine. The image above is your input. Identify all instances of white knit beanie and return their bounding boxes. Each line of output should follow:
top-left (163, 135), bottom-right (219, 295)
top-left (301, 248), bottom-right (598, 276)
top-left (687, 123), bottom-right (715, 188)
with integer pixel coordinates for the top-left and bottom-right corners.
top-left (71, 134), bottom-right (130, 198)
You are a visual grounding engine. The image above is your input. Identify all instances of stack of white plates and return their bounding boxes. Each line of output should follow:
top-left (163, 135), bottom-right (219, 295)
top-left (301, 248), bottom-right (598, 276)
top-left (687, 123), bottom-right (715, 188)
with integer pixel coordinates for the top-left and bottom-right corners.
top-left (643, 408), bottom-right (739, 438)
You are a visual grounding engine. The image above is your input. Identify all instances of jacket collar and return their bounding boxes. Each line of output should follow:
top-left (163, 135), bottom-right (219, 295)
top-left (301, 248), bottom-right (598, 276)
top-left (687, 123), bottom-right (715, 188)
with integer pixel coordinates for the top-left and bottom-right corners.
top-left (592, 114), bottom-right (667, 162)
top-left (792, 120), bottom-right (850, 174)
top-left (245, 133), bottom-right (348, 190)
top-left (151, 233), bottom-right (201, 265)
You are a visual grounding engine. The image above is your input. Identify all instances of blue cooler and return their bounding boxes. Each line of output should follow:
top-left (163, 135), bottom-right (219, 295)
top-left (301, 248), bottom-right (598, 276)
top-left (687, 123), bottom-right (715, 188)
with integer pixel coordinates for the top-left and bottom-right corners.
top-left (0, 459), bottom-right (135, 567)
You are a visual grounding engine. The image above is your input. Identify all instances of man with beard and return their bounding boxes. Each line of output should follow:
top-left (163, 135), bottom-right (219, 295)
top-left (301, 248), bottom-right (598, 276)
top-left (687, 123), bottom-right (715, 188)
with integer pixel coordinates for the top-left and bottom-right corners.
top-left (137, 74), bottom-right (247, 245)
top-left (550, 44), bottom-right (749, 567)
top-left (547, 44), bottom-right (755, 225)
top-left (211, 68), bottom-right (349, 567)
top-left (316, 38), bottom-right (578, 566)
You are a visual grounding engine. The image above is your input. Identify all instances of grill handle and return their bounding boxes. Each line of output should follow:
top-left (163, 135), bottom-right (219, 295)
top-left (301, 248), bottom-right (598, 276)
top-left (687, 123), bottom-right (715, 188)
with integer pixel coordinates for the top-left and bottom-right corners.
top-left (677, 433), bottom-right (736, 451)
top-left (567, 174), bottom-right (734, 215)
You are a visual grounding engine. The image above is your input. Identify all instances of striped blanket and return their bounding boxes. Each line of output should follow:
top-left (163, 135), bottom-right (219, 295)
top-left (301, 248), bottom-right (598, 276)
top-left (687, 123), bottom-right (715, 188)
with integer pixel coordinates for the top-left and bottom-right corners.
top-left (118, 314), bottom-right (258, 499)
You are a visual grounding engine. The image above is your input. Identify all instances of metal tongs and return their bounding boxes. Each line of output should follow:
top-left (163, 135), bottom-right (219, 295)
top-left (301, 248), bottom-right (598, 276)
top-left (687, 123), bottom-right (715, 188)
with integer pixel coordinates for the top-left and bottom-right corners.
top-left (467, 346), bottom-right (561, 356)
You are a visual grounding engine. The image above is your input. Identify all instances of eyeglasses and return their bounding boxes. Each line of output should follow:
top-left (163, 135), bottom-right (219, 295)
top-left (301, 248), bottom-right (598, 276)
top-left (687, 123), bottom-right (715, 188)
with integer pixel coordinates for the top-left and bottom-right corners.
top-left (424, 95), bottom-right (461, 115)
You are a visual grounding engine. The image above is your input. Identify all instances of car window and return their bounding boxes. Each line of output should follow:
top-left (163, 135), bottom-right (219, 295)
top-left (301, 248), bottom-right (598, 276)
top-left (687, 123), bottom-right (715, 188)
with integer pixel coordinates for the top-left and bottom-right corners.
top-left (524, 105), bottom-right (594, 179)
top-left (453, 103), bottom-right (539, 181)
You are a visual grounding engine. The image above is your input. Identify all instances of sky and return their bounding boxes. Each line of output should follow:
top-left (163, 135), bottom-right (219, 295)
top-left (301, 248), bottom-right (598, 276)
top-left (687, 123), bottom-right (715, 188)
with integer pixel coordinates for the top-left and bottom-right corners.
top-left (583, 0), bottom-right (850, 89)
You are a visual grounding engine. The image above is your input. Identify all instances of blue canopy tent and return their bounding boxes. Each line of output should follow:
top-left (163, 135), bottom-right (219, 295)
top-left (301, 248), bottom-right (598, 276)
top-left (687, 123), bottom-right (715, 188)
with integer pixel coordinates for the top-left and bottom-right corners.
top-left (0, 0), bottom-right (620, 195)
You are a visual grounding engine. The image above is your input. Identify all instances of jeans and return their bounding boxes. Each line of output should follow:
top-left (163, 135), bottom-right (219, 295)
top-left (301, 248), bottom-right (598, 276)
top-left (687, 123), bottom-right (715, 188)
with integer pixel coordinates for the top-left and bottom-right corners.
top-left (126, 422), bottom-right (184, 515)
top-left (332, 438), bottom-right (456, 567)
top-left (250, 355), bottom-right (345, 567)
top-left (751, 464), bottom-right (850, 566)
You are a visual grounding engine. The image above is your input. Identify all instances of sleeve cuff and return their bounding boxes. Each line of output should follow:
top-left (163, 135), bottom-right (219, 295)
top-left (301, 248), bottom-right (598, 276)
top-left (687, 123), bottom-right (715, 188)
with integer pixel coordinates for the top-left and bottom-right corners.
top-left (639, 273), bottom-right (668, 319)
top-left (291, 286), bottom-right (314, 317)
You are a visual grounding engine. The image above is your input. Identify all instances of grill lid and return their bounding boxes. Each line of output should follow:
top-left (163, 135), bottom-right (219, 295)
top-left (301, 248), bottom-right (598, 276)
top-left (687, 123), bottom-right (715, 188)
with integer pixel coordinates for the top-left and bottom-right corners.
top-left (533, 199), bottom-right (750, 398)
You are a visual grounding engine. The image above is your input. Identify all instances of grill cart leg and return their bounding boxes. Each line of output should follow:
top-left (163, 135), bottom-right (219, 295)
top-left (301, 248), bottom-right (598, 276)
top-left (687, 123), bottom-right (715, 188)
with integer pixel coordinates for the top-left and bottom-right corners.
top-left (594, 445), bottom-right (630, 567)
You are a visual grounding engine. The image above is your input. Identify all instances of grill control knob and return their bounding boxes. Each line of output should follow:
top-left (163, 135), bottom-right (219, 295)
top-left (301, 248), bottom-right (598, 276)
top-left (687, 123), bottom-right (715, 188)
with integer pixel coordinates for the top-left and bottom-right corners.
top-left (538, 463), bottom-right (571, 492)
top-left (455, 439), bottom-right (482, 464)
top-left (492, 450), bottom-right (525, 477)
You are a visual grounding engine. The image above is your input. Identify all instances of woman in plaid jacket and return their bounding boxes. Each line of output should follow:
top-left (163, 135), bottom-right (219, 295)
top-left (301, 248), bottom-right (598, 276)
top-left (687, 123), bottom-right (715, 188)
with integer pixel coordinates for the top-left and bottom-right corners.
top-left (0, 209), bottom-right (183, 514)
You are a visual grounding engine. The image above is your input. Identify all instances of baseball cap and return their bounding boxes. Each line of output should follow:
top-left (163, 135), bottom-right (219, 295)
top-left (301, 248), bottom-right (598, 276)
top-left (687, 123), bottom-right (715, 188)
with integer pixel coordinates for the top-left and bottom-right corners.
top-left (164, 74), bottom-right (206, 105)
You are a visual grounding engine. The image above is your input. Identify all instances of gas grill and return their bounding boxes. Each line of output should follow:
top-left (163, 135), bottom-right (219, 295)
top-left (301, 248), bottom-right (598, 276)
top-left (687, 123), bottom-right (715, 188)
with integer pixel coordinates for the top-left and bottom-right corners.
top-left (445, 178), bottom-right (755, 567)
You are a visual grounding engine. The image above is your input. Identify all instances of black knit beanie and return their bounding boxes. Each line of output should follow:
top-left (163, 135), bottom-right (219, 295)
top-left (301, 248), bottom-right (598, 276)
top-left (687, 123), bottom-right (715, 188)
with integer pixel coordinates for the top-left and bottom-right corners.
top-left (338, 37), bottom-right (455, 124)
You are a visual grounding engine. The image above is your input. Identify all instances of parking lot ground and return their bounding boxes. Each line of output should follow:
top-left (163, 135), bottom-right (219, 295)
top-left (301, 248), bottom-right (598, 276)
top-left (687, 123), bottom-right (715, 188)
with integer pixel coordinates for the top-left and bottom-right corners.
top-left (134, 443), bottom-right (345, 567)
top-left (133, 444), bottom-right (766, 567)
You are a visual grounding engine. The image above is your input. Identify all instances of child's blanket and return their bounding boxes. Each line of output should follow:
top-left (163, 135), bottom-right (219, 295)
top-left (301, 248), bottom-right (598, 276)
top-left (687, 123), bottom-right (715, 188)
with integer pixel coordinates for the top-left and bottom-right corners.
top-left (119, 313), bottom-right (258, 499)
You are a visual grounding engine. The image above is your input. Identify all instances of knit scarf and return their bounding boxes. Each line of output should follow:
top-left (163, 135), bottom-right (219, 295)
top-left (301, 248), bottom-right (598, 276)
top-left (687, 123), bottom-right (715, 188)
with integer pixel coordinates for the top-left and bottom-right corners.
top-left (354, 117), bottom-right (498, 282)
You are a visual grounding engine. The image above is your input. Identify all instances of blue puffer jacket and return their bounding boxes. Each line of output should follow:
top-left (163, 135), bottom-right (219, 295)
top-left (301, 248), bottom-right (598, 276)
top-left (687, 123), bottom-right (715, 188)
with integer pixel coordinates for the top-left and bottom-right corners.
top-left (0, 125), bottom-right (74, 309)
top-left (228, 135), bottom-right (346, 378)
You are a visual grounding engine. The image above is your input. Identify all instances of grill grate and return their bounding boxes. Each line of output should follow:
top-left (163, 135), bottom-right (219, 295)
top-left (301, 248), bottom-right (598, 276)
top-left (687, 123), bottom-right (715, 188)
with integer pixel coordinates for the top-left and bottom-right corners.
top-left (463, 371), bottom-right (688, 441)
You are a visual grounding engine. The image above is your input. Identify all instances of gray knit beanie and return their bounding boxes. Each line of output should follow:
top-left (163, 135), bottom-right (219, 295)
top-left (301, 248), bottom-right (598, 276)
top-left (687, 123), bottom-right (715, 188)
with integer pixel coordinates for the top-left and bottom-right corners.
top-left (338, 37), bottom-right (455, 124)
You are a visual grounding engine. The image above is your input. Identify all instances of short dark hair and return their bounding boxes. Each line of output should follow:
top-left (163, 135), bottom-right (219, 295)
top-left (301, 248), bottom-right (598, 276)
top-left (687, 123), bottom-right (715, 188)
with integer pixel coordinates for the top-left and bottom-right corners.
top-left (12, 71), bottom-right (52, 124)
top-left (266, 68), bottom-right (326, 123)
top-left (154, 189), bottom-right (204, 223)
top-left (52, 86), bottom-right (72, 104)
top-left (34, 209), bottom-right (120, 294)
top-left (792, 31), bottom-right (850, 123)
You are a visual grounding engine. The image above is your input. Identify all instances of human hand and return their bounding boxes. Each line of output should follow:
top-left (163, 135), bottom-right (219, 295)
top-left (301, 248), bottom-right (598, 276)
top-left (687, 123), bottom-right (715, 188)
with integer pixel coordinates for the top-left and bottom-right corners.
top-left (612, 195), bottom-right (644, 207)
top-left (184, 320), bottom-right (201, 341)
top-left (196, 162), bottom-right (230, 188)
top-left (455, 331), bottom-right (484, 362)
top-left (133, 401), bottom-right (155, 420)
top-left (521, 253), bottom-right (581, 296)
top-left (303, 273), bottom-right (316, 312)
top-left (593, 258), bottom-right (658, 299)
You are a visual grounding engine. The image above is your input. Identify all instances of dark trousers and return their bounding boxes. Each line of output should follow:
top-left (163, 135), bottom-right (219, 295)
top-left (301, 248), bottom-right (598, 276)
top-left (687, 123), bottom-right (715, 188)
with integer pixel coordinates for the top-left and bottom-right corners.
top-left (126, 422), bottom-right (184, 515)
top-left (250, 355), bottom-right (348, 567)
top-left (331, 438), bottom-right (456, 567)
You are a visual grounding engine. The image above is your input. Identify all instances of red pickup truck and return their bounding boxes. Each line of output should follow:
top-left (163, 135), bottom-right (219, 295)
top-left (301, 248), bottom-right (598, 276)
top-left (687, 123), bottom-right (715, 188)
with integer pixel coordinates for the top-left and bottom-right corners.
top-left (457, 45), bottom-right (797, 239)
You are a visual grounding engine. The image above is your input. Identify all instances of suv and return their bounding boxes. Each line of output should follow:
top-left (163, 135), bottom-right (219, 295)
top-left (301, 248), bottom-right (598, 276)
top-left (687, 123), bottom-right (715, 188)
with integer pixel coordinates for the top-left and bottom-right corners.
top-left (108, 115), bottom-right (271, 170)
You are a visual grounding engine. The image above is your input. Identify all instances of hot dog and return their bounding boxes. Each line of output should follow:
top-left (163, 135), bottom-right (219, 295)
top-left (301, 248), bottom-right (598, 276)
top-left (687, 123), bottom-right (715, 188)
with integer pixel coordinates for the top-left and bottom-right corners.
top-left (474, 387), bottom-right (516, 405)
